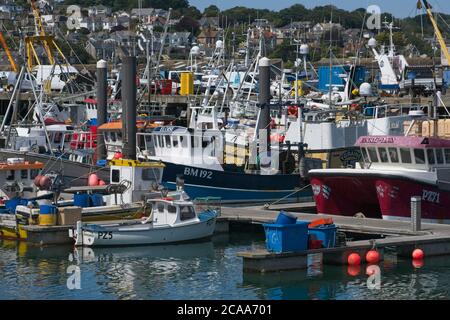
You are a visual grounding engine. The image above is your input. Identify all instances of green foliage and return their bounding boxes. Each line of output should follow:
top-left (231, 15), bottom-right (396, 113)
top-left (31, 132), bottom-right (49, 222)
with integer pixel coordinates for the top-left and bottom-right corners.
top-left (203, 5), bottom-right (220, 17)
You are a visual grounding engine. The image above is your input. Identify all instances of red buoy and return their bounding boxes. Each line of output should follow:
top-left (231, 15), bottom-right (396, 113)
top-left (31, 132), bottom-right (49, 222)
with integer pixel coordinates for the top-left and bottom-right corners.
top-left (347, 265), bottom-right (361, 276)
top-left (98, 180), bottom-right (106, 186)
top-left (366, 250), bottom-right (380, 264)
top-left (113, 152), bottom-right (123, 160)
top-left (34, 175), bottom-right (43, 187)
top-left (412, 249), bottom-right (424, 260)
top-left (39, 176), bottom-right (52, 190)
top-left (348, 253), bottom-right (361, 266)
top-left (412, 259), bottom-right (424, 269)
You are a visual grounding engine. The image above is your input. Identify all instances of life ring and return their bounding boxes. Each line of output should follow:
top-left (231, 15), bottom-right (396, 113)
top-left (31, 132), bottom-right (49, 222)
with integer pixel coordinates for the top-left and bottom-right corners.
top-left (288, 105), bottom-right (299, 117)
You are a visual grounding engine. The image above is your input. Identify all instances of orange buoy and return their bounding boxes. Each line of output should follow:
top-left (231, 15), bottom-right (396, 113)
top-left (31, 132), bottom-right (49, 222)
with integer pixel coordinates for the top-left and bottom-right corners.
top-left (412, 259), bottom-right (424, 269)
top-left (88, 174), bottom-right (99, 186)
top-left (348, 253), bottom-right (361, 266)
top-left (412, 249), bottom-right (424, 260)
top-left (366, 250), bottom-right (380, 264)
top-left (347, 265), bottom-right (361, 276)
top-left (98, 180), bottom-right (106, 186)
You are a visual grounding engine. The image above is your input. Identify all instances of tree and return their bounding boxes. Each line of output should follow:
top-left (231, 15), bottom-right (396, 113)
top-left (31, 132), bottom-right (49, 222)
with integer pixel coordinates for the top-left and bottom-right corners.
top-left (204, 5), bottom-right (220, 17)
top-left (175, 16), bottom-right (200, 35)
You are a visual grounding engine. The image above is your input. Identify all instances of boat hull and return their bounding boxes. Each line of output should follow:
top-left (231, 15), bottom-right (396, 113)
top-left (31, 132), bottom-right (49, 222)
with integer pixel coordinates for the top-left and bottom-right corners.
top-left (376, 178), bottom-right (450, 223)
top-left (80, 217), bottom-right (217, 247)
top-left (162, 162), bottom-right (311, 204)
top-left (310, 173), bottom-right (381, 219)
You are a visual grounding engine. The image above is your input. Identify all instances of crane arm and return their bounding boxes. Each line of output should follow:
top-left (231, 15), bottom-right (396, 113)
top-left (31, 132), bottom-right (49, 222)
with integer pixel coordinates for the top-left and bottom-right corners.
top-left (0, 32), bottom-right (18, 72)
top-left (422, 0), bottom-right (450, 65)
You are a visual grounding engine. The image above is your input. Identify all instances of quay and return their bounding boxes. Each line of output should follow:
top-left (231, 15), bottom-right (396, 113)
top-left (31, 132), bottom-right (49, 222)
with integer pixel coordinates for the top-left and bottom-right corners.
top-left (217, 205), bottom-right (450, 273)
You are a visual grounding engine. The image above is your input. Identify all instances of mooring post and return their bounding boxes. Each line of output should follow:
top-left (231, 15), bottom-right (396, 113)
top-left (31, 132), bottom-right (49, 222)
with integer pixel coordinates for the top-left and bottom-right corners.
top-left (96, 59), bottom-right (108, 162)
top-left (411, 196), bottom-right (421, 232)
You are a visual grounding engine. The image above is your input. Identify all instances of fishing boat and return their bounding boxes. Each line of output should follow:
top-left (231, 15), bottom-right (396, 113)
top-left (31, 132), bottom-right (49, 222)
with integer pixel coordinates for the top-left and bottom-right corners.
top-left (70, 195), bottom-right (218, 247)
top-left (309, 135), bottom-right (450, 223)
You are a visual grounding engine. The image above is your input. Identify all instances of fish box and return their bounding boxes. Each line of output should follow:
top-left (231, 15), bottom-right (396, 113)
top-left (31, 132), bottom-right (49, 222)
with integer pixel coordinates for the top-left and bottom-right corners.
top-left (263, 222), bottom-right (309, 253)
top-left (57, 206), bottom-right (82, 226)
top-left (308, 224), bottom-right (337, 248)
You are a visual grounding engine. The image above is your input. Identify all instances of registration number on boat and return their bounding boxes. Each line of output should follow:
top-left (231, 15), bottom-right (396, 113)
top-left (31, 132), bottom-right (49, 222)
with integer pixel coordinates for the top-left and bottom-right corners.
top-left (184, 167), bottom-right (213, 179)
top-left (97, 231), bottom-right (113, 240)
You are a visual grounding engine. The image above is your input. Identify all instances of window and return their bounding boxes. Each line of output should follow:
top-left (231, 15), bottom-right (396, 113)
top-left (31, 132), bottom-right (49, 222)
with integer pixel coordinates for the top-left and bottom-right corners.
top-left (414, 149), bottom-right (426, 164)
top-left (427, 149), bottom-right (435, 165)
top-left (445, 149), bottom-right (450, 163)
top-left (367, 148), bottom-right (379, 162)
top-left (21, 170), bottom-right (28, 179)
top-left (168, 205), bottom-right (177, 214)
top-left (111, 169), bottom-right (120, 183)
top-left (142, 168), bottom-right (157, 181)
top-left (400, 148), bottom-right (412, 164)
top-left (388, 148), bottom-right (399, 163)
top-left (379, 148), bottom-right (389, 163)
top-left (7, 170), bottom-right (14, 181)
top-left (173, 137), bottom-right (179, 148)
top-left (180, 206), bottom-right (196, 221)
top-left (436, 149), bottom-right (444, 164)
top-left (181, 136), bottom-right (188, 148)
top-left (157, 203), bottom-right (165, 213)
top-left (165, 135), bottom-right (171, 148)
top-left (30, 169), bottom-right (40, 179)
top-left (110, 132), bottom-right (117, 142)
top-left (361, 148), bottom-right (370, 163)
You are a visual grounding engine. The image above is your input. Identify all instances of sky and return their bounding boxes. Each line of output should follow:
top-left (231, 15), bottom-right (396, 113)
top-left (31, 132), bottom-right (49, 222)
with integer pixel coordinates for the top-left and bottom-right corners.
top-left (189, 0), bottom-right (450, 18)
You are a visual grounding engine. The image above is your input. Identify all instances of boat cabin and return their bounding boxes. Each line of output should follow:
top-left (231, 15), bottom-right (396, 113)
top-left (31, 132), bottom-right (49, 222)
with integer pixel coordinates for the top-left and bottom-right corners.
top-left (147, 198), bottom-right (198, 226)
top-left (108, 159), bottom-right (165, 205)
top-left (138, 126), bottom-right (223, 170)
top-left (0, 159), bottom-right (43, 200)
top-left (356, 136), bottom-right (450, 171)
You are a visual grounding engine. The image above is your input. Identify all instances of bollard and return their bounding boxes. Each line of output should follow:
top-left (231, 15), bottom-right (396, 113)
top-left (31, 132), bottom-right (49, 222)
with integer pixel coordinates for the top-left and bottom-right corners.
top-left (411, 196), bottom-right (421, 232)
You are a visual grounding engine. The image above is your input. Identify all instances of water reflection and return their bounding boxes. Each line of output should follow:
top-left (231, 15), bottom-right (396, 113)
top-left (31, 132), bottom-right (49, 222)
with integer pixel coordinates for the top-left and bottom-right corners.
top-left (2, 236), bottom-right (450, 300)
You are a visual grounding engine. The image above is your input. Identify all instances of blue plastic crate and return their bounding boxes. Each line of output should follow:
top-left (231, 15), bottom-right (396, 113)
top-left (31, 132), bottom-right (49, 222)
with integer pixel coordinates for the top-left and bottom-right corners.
top-left (308, 224), bottom-right (337, 248)
top-left (263, 221), bottom-right (309, 253)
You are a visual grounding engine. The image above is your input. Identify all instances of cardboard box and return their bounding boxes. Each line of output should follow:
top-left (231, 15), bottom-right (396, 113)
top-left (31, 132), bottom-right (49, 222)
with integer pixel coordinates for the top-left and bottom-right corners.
top-left (57, 206), bottom-right (82, 226)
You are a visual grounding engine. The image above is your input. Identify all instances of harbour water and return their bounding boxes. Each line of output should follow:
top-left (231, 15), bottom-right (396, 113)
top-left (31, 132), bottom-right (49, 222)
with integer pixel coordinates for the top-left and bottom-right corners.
top-left (1, 230), bottom-right (450, 300)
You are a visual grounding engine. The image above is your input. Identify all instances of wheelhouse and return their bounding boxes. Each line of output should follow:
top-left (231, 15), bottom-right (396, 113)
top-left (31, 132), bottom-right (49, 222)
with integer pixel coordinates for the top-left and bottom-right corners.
top-left (356, 136), bottom-right (450, 170)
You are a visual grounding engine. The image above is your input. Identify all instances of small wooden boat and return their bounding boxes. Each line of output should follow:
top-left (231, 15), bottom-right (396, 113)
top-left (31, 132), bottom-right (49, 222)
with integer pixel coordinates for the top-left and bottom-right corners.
top-left (70, 196), bottom-right (218, 247)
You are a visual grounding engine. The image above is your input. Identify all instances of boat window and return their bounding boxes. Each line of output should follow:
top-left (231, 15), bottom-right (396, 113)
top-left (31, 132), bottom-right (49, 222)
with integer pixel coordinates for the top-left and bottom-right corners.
top-left (142, 168), bottom-right (157, 181)
top-left (157, 203), bottom-right (165, 213)
top-left (414, 149), bottom-right (426, 165)
top-left (436, 149), bottom-right (444, 164)
top-left (367, 148), bottom-right (379, 163)
top-left (117, 132), bottom-right (122, 141)
top-left (427, 149), bottom-right (435, 165)
top-left (388, 148), bottom-right (399, 163)
top-left (111, 132), bottom-right (117, 142)
top-left (165, 135), bottom-right (171, 148)
top-left (21, 170), bottom-right (28, 179)
top-left (180, 206), bottom-right (196, 221)
top-left (379, 148), bottom-right (389, 163)
top-left (400, 148), bottom-right (412, 164)
top-left (173, 136), bottom-right (179, 148)
top-left (111, 169), bottom-right (120, 183)
top-left (180, 135), bottom-right (188, 148)
top-left (445, 149), bottom-right (450, 163)
top-left (168, 205), bottom-right (177, 214)
top-left (361, 148), bottom-right (370, 163)
top-left (7, 170), bottom-right (14, 181)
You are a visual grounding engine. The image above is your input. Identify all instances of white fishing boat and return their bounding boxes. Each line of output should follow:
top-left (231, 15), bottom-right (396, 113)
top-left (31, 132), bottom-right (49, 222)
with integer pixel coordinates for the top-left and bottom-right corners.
top-left (70, 195), bottom-right (218, 247)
